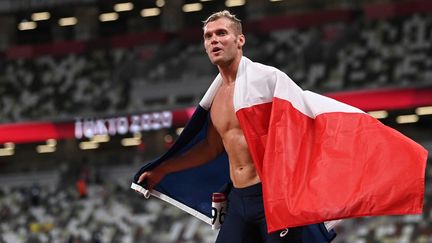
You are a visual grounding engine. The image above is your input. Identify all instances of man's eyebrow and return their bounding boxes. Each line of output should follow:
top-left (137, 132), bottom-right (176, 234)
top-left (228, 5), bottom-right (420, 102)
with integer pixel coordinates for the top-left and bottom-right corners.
top-left (208, 27), bottom-right (228, 33)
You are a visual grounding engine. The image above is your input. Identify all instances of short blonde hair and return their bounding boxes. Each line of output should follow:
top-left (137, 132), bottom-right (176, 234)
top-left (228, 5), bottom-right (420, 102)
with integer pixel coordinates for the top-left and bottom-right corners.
top-left (203, 10), bottom-right (242, 35)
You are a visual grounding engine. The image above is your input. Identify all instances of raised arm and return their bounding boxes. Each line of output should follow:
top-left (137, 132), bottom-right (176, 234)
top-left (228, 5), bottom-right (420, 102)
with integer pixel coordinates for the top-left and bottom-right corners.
top-left (138, 120), bottom-right (225, 189)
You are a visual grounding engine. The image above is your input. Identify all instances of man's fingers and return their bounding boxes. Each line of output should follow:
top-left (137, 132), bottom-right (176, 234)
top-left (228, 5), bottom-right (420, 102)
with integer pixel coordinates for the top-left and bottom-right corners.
top-left (137, 171), bottom-right (160, 190)
top-left (138, 172), bottom-right (155, 190)
top-left (138, 172), bottom-right (148, 183)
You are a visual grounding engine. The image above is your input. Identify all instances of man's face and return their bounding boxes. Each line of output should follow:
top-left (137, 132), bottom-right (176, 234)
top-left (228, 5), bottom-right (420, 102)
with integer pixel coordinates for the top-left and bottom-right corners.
top-left (203, 18), bottom-right (244, 66)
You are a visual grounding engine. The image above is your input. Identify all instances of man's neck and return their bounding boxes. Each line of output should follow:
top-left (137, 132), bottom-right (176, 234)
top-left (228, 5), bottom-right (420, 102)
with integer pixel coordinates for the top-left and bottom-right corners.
top-left (218, 55), bottom-right (242, 85)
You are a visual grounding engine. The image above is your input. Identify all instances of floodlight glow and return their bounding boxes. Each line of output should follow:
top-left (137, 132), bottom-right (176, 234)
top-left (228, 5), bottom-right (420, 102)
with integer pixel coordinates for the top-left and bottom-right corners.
top-left (114, 2), bottom-right (134, 12)
top-left (367, 110), bottom-right (388, 119)
top-left (91, 135), bottom-right (110, 143)
top-left (225, 0), bottom-right (245, 7)
top-left (79, 141), bottom-right (99, 150)
top-left (121, 137), bottom-right (141, 146)
top-left (36, 145), bottom-right (56, 153)
top-left (182, 3), bottom-right (203, 12)
top-left (396, 114), bottom-right (419, 124)
top-left (46, 139), bottom-right (57, 147)
top-left (415, 106), bottom-right (432, 116)
top-left (18, 21), bottom-right (37, 30)
top-left (99, 12), bottom-right (119, 22)
top-left (58, 17), bottom-right (77, 26)
top-left (0, 149), bottom-right (14, 156)
top-left (31, 12), bottom-right (51, 21)
top-left (141, 8), bottom-right (161, 17)
top-left (156, 0), bottom-right (165, 7)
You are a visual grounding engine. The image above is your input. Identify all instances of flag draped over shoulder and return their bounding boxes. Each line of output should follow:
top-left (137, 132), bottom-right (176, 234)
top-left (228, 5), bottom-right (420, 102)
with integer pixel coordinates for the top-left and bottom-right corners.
top-left (233, 57), bottom-right (427, 232)
top-left (132, 56), bottom-right (427, 234)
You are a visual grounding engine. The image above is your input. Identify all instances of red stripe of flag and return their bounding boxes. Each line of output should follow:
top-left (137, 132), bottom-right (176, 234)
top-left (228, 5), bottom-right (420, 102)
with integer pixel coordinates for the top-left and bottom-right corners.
top-left (237, 97), bottom-right (427, 231)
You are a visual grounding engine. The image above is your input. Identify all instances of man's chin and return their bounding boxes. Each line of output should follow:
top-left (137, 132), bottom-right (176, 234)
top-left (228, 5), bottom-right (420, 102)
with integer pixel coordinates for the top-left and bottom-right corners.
top-left (210, 57), bottom-right (226, 66)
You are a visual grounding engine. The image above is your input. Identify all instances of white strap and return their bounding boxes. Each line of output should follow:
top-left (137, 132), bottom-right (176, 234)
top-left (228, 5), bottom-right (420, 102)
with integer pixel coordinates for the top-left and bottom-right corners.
top-left (131, 182), bottom-right (212, 225)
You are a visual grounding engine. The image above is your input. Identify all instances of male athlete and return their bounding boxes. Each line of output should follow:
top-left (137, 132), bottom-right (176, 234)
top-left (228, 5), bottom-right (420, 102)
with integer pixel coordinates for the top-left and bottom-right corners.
top-left (137, 10), bottom-right (306, 242)
top-left (134, 8), bottom-right (427, 243)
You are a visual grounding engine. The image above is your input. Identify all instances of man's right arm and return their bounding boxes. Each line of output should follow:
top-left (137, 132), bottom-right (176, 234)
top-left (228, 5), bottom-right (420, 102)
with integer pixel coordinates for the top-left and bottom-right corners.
top-left (138, 120), bottom-right (224, 189)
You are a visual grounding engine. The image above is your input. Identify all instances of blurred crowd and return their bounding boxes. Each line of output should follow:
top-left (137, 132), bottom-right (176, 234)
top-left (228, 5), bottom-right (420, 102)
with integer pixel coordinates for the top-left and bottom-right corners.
top-left (0, 165), bottom-right (218, 243)
top-left (0, 159), bottom-right (430, 243)
top-left (0, 49), bottom-right (132, 122)
top-left (0, 10), bottom-right (431, 123)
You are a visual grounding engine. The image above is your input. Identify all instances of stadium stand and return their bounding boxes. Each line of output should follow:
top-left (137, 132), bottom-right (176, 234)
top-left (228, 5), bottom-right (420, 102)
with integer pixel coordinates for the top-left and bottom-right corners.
top-left (0, 165), bottom-right (218, 243)
top-left (0, 160), bottom-right (431, 242)
top-left (0, 0), bottom-right (431, 242)
top-left (1, 6), bottom-right (432, 123)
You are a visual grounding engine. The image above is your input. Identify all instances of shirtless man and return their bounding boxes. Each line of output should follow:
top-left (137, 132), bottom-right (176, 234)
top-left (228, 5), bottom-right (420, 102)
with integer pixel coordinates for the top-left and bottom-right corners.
top-left (138, 10), bottom-right (304, 242)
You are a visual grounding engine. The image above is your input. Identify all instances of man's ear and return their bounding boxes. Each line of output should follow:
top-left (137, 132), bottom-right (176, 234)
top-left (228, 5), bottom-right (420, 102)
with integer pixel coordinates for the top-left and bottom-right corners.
top-left (238, 34), bottom-right (245, 49)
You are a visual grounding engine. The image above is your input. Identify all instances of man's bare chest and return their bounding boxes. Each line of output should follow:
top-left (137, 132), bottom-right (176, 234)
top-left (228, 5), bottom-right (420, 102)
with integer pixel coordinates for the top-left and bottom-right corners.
top-left (210, 85), bottom-right (239, 134)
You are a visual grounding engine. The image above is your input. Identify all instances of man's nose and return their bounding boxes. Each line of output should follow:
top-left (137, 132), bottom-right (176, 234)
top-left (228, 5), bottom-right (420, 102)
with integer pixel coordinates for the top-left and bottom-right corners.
top-left (210, 35), bottom-right (218, 44)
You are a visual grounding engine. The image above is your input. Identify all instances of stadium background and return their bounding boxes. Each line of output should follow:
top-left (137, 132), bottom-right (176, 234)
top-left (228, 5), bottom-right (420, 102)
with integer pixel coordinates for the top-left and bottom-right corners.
top-left (0, 0), bottom-right (431, 242)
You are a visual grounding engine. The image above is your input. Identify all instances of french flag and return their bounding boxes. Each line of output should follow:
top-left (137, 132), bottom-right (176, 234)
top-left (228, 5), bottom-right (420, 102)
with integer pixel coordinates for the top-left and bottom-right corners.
top-left (132, 56), bottom-right (427, 237)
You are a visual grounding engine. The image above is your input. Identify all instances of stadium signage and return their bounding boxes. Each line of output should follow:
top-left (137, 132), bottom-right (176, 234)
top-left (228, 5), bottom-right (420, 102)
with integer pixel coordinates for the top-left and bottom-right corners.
top-left (74, 111), bottom-right (173, 139)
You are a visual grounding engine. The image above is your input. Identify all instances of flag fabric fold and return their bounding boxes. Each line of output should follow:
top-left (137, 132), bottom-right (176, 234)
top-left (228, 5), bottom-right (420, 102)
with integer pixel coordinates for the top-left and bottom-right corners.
top-left (233, 57), bottom-right (427, 232)
top-left (132, 106), bottom-right (231, 223)
top-left (132, 56), bottom-right (427, 234)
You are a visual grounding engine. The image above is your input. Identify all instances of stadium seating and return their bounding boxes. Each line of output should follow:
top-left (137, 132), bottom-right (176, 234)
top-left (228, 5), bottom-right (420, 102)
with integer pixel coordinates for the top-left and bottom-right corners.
top-left (1, 11), bottom-right (431, 123)
top-left (0, 165), bottom-right (218, 243)
top-left (0, 2), bottom-right (431, 242)
top-left (0, 160), bottom-right (431, 242)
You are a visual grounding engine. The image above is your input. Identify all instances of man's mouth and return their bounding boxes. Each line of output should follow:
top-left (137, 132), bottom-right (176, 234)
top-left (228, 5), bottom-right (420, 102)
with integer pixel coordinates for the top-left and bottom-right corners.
top-left (212, 47), bottom-right (222, 53)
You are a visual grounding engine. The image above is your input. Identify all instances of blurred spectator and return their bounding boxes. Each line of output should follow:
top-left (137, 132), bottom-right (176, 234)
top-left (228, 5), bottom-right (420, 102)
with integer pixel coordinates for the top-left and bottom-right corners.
top-left (29, 183), bottom-right (41, 206)
top-left (75, 177), bottom-right (88, 199)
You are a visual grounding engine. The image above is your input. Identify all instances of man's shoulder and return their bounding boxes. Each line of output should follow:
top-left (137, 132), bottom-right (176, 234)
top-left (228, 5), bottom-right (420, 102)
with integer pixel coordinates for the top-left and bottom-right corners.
top-left (243, 57), bottom-right (286, 82)
top-left (244, 56), bottom-right (283, 75)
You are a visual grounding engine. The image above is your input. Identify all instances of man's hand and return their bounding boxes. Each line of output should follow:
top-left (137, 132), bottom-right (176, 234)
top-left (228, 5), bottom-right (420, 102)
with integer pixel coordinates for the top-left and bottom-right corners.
top-left (137, 168), bottom-right (167, 190)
